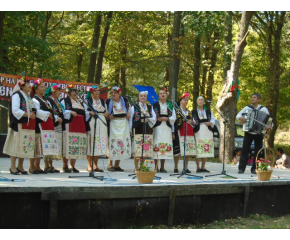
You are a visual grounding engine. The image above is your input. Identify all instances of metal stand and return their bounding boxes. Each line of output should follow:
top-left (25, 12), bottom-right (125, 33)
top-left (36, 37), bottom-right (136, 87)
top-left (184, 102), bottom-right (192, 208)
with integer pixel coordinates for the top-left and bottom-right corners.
top-left (69, 95), bottom-right (105, 181)
top-left (126, 96), bottom-right (161, 180)
top-left (170, 103), bottom-right (202, 179)
top-left (205, 102), bottom-right (236, 179)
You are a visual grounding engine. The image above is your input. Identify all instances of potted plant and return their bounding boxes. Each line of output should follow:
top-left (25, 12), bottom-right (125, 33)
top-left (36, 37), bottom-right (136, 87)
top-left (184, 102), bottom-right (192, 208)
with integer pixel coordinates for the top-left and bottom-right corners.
top-left (256, 147), bottom-right (274, 181)
top-left (135, 159), bottom-right (157, 184)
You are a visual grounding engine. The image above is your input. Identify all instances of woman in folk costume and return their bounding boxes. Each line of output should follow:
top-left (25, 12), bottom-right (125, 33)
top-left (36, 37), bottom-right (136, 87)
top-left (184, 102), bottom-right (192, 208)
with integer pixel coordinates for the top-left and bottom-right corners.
top-left (129, 91), bottom-right (156, 170)
top-left (105, 86), bottom-right (131, 172)
top-left (31, 79), bottom-right (56, 174)
top-left (44, 84), bottom-right (75, 173)
top-left (172, 93), bottom-right (196, 173)
top-left (153, 87), bottom-right (176, 173)
top-left (192, 96), bottom-right (215, 173)
top-left (85, 85), bottom-right (109, 172)
top-left (3, 77), bottom-right (36, 175)
top-left (61, 84), bottom-right (90, 173)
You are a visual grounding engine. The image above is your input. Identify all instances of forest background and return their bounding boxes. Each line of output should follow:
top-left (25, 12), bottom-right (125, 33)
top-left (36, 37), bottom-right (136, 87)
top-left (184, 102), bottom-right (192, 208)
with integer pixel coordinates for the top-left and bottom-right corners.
top-left (0, 10), bottom-right (289, 161)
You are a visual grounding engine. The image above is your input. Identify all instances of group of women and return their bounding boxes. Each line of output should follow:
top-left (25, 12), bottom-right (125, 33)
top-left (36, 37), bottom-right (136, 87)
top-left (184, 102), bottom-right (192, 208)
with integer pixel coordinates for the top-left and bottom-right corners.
top-left (3, 78), bottom-right (215, 175)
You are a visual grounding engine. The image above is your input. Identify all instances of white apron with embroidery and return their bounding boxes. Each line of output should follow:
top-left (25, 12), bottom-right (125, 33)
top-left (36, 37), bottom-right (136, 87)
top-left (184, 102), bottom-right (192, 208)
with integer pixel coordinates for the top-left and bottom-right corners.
top-left (153, 121), bottom-right (173, 159)
top-left (108, 100), bottom-right (131, 160)
top-left (195, 109), bottom-right (214, 158)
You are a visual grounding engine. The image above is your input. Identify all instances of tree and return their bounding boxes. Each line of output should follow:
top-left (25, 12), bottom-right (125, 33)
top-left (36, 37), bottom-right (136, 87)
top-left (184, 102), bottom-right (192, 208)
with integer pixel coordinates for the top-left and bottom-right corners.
top-left (169, 11), bottom-right (182, 101)
top-left (87, 13), bottom-right (102, 83)
top-left (251, 11), bottom-right (287, 148)
top-left (95, 11), bottom-right (113, 84)
top-left (217, 11), bottom-right (254, 163)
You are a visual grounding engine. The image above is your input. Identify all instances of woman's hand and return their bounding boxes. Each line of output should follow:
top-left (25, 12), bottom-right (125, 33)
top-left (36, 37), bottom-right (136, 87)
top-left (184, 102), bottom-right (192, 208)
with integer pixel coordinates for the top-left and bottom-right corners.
top-left (58, 117), bottom-right (63, 124)
top-left (157, 117), bottom-right (168, 122)
top-left (109, 114), bottom-right (114, 120)
top-left (126, 113), bottom-right (131, 120)
top-left (104, 111), bottom-right (109, 118)
top-left (89, 111), bottom-right (95, 116)
top-left (172, 133), bottom-right (175, 140)
top-left (29, 112), bottom-right (36, 119)
top-left (49, 113), bottom-right (53, 119)
top-left (71, 111), bottom-right (78, 117)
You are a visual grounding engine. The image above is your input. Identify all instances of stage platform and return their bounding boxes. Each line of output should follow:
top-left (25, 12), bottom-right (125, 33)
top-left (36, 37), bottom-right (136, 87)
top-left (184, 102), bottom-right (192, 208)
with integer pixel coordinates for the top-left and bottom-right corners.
top-left (1, 157), bottom-right (290, 228)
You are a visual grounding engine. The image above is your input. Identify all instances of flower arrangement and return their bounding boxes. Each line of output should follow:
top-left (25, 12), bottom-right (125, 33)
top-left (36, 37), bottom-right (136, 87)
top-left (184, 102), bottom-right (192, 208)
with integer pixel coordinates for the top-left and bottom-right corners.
top-left (257, 158), bottom-right (272, 171)
top-left (32, 78), bottom-right (42, 89)
top-left (139, 159), bottom-right (154, 172)
top-left (112, 86), bottom-right (121, 93)
top-left (159, 87), bottom-right (169, 95)
top-left (51, 84), bottom-right (61, 92)
top-left (66, 84), bottom-right (74, 92)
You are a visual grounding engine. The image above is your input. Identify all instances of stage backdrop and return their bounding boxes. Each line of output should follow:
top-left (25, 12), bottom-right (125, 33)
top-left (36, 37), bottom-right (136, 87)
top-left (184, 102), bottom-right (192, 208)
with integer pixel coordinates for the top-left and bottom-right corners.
top-left (0, 73), bottom-right (108, 100)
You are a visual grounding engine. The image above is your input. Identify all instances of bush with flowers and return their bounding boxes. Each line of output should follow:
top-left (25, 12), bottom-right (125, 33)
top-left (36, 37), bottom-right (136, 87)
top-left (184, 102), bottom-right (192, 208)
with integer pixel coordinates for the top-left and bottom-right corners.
top-left (139, 159), bottom-right (154, 172)
top-left (257, 157), bottom-right (272, 171)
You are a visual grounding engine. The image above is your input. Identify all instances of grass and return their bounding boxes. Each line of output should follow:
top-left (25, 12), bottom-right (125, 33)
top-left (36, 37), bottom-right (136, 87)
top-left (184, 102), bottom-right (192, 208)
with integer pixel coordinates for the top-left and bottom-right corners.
top-left (130, 214), bottom-right (290, 229)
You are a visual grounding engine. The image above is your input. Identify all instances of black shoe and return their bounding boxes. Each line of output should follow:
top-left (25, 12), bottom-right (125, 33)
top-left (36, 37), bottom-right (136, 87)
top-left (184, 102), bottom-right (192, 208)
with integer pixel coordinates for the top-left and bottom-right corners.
top-left (70, 167), bottom-right (79, 173)
top-left (174, 169), bottom-right (179, 173)
top-left (107, 167), bottom-right (115, 172)
top-left (94, 168), bottom-right (104, 172)
top-left (36, 169), bottom-right (47, 174)
top-left (44, 167), bottom-right (54, 173)
top-left (16, 167), bottom-right (28, 175)
top-left (63, 167), bottom-right (72, 173)
top-left (9, 168), bottom-right (20, 175)
top-left (238, 170), bottom-right (244, 174)
top-left (201, 168), bottom-right (210, 173)
top-left (29, 169), bottom-right (39, 174)
top-left (196, 169), bottom-right (202, 173)
top-left (251, 170), bottom-right (257, 174)
top-left (114, 167), bottom-right (124, 172)
top-left (160, 169), bottom-right (167, 173)
top-left (51, 167), bottom-right (60, 173)
top-left (186, 169), bottom-right (191, 173)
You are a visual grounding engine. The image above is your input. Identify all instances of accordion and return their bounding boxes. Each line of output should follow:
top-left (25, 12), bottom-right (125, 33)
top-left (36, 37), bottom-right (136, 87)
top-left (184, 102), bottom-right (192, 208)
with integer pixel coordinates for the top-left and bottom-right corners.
top-left (242, 109), bottom-right (272, 134)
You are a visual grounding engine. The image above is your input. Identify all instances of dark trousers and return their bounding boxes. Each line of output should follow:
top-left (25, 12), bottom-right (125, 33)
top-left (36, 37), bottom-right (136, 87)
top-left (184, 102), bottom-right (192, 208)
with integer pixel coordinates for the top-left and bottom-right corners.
top-left (239, 132), bottom-right (264, 172)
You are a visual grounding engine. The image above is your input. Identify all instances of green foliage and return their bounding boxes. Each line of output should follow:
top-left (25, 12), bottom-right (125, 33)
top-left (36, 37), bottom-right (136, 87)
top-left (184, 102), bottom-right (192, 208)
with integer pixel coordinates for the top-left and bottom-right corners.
top-left (1, 11), bottom-right (289, 134)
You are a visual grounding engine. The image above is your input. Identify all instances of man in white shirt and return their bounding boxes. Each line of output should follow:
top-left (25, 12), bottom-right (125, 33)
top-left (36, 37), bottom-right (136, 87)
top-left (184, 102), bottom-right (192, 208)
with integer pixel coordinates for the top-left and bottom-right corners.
top-left (276, 148), bottom-right (290, 169)
top-left (236, 93), bottom-right (271, 174)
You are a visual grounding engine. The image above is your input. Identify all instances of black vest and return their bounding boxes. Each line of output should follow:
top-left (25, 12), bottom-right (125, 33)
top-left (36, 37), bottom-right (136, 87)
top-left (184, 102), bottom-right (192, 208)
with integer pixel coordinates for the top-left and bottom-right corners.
top-left (153, 101), bottom-right (173, 128)
top-left (46, 97), bottom-right (65, 131)
top-left (9, 91), bottom-right (36, 132)
top-left (132, 103), bottom-right (153, 129)
top-left (63, 97), bottom-right (90, 132)
top-left (175, 108), bottom-right (193, 130)
top-left (33, 95), bottom-right (54, 133)
top-left (105, 97), bottom-right (130, 118)
top-left (192, 108), bottom-right (213, 133)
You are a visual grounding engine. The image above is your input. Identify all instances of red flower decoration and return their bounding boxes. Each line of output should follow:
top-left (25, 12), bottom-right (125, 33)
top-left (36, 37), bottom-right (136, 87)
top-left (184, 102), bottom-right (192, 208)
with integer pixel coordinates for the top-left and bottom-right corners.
top-left (117, 88), bottom-right (121, 93)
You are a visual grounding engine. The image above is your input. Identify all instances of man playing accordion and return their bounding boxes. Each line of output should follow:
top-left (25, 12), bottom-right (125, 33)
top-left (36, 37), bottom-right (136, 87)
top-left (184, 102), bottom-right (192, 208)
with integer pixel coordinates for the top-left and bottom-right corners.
top-left (236, 93), bottom-right (272, 174)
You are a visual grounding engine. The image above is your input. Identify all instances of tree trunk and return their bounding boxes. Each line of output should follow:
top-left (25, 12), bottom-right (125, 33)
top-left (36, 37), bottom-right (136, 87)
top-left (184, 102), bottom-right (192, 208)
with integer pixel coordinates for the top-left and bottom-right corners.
top-left (206, 31), bottom-right (220, 111)
top-left (217, 11), bottom-right (254, 163)
top-left (164, 11), bottom-right (171, 83)
top-left (201, 35), bottom-right (210, 96)
top-left (193, 36), bottom-right (201, 109)
top-left (76, 43), bottom-right (84, 81)
top-left (223, 11), bottom-right (233, 83)
top-left (120, 37), bottom-right (127, 95)
top-left (169, 11), bottom-right (182, 102)
top-left (95, 11), bottom-right (113, 84)
top-left (87, 13), bottom-right (102, 83)
top-left (0, 11), bottom-right (7, 72)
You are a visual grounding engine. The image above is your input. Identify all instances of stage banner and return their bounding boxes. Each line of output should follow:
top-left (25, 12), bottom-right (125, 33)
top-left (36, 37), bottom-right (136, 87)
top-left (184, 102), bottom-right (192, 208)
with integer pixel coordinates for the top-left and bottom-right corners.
top-left (0, 73), bottom-right (108, 101)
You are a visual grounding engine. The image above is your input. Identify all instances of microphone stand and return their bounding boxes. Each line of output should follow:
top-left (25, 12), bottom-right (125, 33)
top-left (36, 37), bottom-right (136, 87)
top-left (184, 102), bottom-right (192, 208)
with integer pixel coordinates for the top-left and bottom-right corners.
top-left (68, 92), bottom-right (105, 181)
top-left (170, 103), bottom-right (203, 179)
top-left (126, 96), bottom-right (161, 180)
top-left (205, 101), bottom-right (236, 179)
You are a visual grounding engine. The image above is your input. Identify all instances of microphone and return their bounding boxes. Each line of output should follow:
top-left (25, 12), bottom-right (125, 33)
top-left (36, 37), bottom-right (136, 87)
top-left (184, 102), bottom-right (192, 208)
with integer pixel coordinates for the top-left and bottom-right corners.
top-left (125, 95), bottom-right (134, 98)
top-left (206, 100), bottom-right (213, 103)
